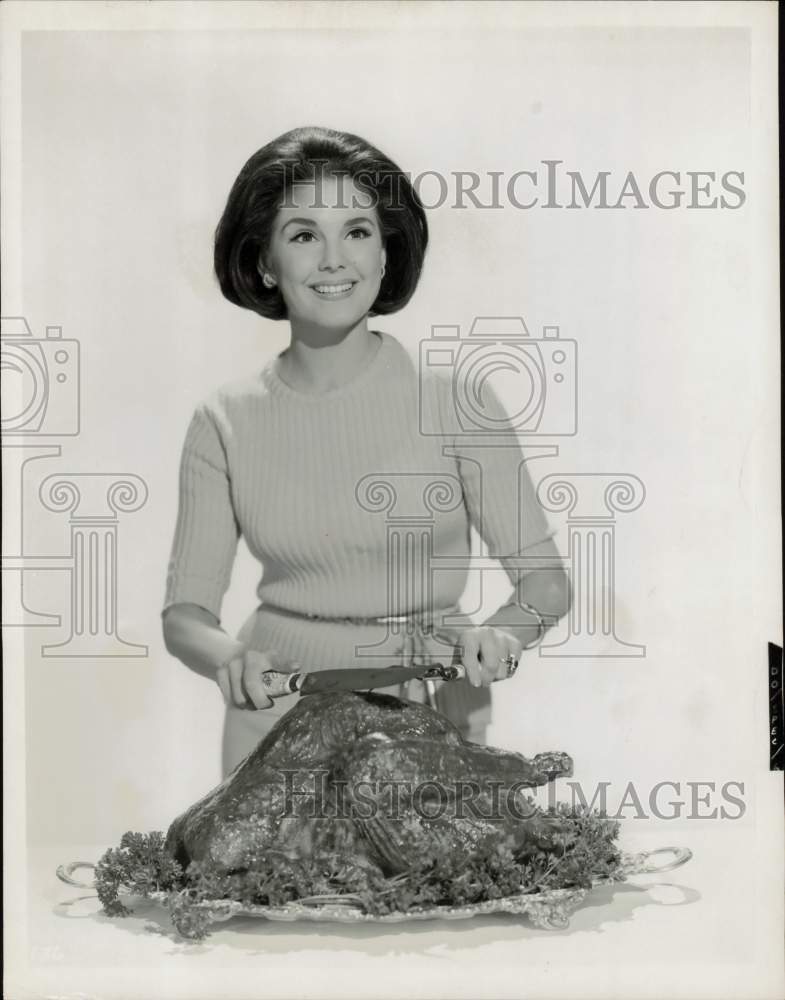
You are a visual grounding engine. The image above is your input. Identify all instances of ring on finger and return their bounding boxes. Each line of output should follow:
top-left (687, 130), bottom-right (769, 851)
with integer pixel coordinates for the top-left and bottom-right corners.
top-left (498, 653), bottom-right (519, 677)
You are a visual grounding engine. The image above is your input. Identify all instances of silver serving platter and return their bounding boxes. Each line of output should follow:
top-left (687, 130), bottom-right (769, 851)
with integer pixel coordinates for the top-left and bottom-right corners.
top-left (57, 846), bottom-right (692, 932)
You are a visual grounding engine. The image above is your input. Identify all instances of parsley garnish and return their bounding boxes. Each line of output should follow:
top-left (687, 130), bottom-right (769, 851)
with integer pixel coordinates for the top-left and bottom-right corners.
top-left (93, 804), bottom-right (622, 939)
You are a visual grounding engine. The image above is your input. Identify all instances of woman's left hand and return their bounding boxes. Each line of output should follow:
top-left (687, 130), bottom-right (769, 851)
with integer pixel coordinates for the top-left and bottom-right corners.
top-left (457, 626), bottom-right (523, 687)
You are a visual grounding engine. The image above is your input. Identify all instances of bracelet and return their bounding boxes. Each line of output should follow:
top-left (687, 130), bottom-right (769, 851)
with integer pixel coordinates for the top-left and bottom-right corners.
top-left (518, 600), bottom-right (547, 651)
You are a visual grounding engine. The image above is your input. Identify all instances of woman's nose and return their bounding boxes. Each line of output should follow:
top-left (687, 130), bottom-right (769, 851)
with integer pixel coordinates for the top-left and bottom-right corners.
top-left (318, 238), bottom-right (347, 271)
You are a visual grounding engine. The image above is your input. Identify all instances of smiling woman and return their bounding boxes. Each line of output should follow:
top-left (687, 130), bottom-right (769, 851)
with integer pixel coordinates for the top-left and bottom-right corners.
top-left (214, 126), bottom-right (427, 322)
top-left (256, 176), bottom-right (388, 391)
top-left (162, 126), bottom-right (570, 775)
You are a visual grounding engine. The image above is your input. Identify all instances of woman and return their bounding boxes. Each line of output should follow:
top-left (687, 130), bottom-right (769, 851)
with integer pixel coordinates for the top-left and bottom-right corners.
top-left (161, 126), bottom-right (570, 777)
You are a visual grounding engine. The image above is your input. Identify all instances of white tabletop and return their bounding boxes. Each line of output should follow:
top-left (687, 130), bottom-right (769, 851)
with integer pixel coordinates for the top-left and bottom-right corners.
top-left (11, 820), bottom-right (783, 1000)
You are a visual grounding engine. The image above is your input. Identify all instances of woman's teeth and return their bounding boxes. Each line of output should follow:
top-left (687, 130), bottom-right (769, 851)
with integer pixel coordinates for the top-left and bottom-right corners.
top-left (312, 282), bottom-right (354, 296)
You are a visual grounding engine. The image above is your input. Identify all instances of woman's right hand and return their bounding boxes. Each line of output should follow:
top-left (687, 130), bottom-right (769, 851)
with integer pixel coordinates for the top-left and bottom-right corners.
top-left (216, 649), bottom-right (302, 710)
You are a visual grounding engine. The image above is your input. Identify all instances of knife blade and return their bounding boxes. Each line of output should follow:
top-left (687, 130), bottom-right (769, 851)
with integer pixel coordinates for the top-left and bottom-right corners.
top-left (258, 663), bottom-right (452, 699)
top-left (299, 663), bottom-right (462, 696)
top-left (259, 657), bottom-right (516, 700)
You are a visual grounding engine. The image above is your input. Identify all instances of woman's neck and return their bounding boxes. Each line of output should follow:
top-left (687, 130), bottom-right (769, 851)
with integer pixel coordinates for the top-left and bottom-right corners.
top-left (278, 321), bottom-right (381, 394)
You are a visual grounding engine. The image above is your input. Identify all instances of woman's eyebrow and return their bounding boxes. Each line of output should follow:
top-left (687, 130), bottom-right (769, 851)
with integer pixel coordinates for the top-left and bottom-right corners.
top-left (280, 215), bottom-right (377, 231)
top-left (281, 217), bottom-right (317, 230)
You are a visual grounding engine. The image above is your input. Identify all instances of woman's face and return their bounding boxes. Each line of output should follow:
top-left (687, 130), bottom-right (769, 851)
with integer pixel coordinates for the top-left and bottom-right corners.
top-left (261, 174), bottom-right (386, 330)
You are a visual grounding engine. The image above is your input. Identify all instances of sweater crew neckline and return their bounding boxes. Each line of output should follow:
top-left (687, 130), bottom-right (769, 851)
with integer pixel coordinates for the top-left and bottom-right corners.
top-left (264, 330), bottom-right (389, 402)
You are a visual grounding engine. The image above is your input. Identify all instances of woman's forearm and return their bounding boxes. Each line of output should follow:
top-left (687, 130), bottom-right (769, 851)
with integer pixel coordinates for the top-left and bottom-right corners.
top-left (482, 567), bottom-right (572, 645)
top-left (162, 604), bottom-right (246, 681)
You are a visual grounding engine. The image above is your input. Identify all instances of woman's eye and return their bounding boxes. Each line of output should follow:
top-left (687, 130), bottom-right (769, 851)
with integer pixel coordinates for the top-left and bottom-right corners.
top-left (291, 231), bottom-right (316, 243)
top-left (348, 228), bottom-right (372, 239)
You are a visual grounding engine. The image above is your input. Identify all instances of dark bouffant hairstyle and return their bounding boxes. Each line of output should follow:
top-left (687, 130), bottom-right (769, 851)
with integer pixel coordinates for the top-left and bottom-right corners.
top-left (214, 126), bottom-right (429, 319)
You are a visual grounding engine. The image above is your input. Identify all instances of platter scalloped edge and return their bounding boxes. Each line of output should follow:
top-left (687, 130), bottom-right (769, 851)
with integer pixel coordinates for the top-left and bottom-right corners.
top-left (150, 883), bottom-right (591, 929)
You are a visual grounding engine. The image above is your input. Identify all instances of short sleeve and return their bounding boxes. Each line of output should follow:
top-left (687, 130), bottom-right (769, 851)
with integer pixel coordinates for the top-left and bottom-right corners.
top-left (450, 379), bottom-right (558, 589)
top-left (161, 403), bottom-right (241, 623)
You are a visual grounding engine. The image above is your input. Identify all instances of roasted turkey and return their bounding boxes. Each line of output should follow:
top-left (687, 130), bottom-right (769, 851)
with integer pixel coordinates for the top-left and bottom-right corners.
top-left (165, 692), bottom-right (574, 878)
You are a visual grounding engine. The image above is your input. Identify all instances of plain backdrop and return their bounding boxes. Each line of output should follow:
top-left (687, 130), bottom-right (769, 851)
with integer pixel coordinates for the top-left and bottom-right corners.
top-left (4, 14), bottom-right (779, 876)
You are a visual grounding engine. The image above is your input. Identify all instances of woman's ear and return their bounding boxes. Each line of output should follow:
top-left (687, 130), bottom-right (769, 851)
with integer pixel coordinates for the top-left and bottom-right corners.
top-left (257, 253), bottom-right (277, 288)
top-left (380, 246), bottom-right (387, 272)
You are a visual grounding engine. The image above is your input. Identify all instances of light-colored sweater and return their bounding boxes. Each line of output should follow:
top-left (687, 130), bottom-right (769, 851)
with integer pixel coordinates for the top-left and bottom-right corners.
top-left (162, 331), bottom-right (557, 722)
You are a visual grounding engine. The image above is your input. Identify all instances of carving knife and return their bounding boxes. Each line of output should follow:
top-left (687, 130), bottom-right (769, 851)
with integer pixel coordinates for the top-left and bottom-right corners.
top-left (260, 658), bottom-right (518, 700)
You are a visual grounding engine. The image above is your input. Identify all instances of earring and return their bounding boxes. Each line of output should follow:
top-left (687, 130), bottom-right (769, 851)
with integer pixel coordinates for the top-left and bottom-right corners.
top-left (262, 273), bottom-right (277, 289)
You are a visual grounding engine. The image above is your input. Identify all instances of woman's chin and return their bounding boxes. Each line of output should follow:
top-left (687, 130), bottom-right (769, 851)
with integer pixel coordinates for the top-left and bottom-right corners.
top-left (292, 302), bottom-right (374, 331)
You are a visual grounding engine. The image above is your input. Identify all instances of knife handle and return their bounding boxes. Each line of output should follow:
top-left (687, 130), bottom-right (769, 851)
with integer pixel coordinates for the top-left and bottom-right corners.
top-left (261, 670), bottom-right (305, 699)
top-left (428, 661), bottom-right (518, 682)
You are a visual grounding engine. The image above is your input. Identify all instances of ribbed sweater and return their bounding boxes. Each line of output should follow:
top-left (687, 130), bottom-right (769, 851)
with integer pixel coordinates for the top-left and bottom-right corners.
top-left (162, 330), bottom-right (556, 686)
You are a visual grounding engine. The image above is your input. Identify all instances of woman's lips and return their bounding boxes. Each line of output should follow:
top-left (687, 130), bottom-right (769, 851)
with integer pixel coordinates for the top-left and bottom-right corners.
top-left (310, 281), bottom-right (357, 299)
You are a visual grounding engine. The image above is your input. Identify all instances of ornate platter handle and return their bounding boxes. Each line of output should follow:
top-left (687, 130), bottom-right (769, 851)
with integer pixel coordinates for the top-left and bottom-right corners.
top-left (56, 861), bottom-right (97, 889)
top-left (618, 846), bottom-right (693, 876)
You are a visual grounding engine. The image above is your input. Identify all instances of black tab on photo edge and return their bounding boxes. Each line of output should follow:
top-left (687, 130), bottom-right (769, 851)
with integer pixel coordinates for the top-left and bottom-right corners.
top-left (769, 642), bottom-right (784, 771)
